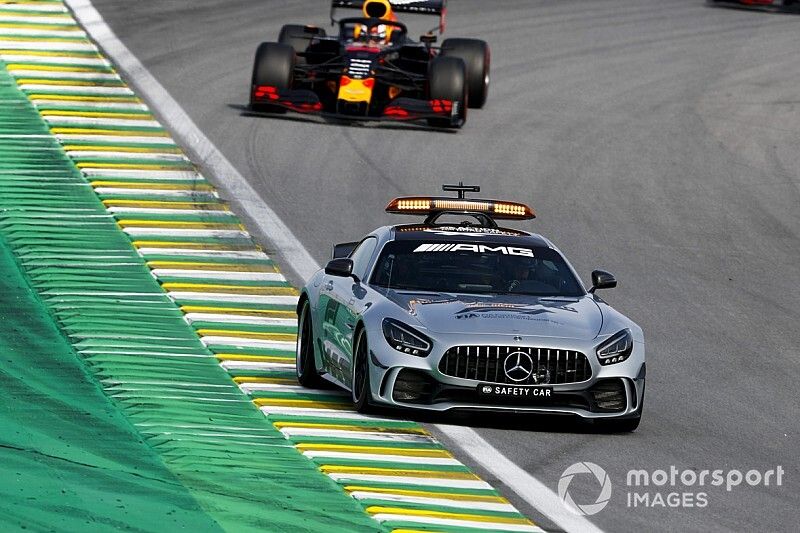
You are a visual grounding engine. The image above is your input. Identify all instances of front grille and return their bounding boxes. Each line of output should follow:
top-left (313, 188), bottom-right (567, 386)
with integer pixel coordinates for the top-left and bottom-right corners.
top-left (438, 346), bottom-right (592, 385)
top-left (392, 369), bottom-right (436, 404)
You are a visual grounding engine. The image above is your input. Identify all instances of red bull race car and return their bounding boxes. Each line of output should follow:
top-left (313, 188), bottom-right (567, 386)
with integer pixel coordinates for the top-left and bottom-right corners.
top-left (708, 0), bottom-right (800, 11)
top-left (249, 0), bottom-right (490, 128)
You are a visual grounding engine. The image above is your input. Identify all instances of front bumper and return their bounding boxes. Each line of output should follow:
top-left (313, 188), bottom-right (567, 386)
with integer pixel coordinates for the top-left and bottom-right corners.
top-left (367, 334), bottom-right (646, 419)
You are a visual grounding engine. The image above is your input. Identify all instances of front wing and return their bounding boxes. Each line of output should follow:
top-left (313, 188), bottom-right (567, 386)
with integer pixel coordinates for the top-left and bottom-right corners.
top-left (251, 85), bottom-right (462, 127)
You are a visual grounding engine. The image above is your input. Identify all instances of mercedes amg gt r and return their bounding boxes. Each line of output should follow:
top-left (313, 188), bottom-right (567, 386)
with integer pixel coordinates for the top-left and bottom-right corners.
top-left (296, 185), bottom-right (646, 431)
top-left (249, 0), bottom-right (490, 128)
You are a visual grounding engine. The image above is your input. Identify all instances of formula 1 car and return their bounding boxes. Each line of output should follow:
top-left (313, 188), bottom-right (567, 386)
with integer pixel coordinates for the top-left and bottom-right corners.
top-left (249, 0), bottom-right (490, 128)
top-left (296, 185), bottom-right (646, 431)
top-left (707, 0), bottom-right (800, 11)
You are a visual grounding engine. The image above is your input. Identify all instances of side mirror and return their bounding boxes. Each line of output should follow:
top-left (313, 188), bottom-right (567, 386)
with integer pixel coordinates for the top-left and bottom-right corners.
top-left (325, 258), bottom-right (354, 278)
top-left (420, 33), bottom-right (437, 45)
top-left (332, 241), bottom-right (358, 259)
top-left (589, 270), bottom-right (617, 293)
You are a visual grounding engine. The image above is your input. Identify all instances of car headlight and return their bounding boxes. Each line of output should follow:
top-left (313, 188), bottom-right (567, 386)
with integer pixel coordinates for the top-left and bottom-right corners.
top-left (382, 318), bottom-right (432, 357)
top-left (596, 329), bottom-right (633, 366)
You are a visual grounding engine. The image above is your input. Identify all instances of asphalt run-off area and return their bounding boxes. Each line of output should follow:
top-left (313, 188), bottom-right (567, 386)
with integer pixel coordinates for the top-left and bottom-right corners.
top-left (0, 1), bottom-right (798, 532)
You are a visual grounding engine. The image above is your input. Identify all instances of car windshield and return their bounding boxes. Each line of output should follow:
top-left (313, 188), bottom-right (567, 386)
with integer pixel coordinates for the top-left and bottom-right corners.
top-left (370, 240), bottom-right (585, 297)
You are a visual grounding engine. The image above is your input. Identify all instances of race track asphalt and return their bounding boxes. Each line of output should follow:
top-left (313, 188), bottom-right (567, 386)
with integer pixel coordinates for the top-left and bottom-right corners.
top-left (85, 1), bottom-right (800, 531)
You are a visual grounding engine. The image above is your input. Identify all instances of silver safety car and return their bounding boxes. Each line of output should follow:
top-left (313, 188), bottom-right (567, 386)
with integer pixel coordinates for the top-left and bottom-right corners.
top-left (296, 184), bottom-right (646, 431)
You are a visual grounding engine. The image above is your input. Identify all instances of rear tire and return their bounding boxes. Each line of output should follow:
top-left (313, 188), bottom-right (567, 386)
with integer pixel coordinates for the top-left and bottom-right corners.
top-left (441, 38), bottom-right (490, 109)
top-left (250, 42), bottom-right (294, 113)
top-left (427, 56), bottom-right (468, 129)
top-left (296, 301), bottom-right (324, 388)
top-left (352, 328), bottom-right (375, 413)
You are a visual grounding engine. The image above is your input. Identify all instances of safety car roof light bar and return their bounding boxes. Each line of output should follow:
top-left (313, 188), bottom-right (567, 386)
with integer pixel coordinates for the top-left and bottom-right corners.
top-left (385, 183), bottom-right (536, 228)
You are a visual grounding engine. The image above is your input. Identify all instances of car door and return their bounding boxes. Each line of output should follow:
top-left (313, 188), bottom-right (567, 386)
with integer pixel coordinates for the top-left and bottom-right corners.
top-left (321, 236), bottom-right (378, 386)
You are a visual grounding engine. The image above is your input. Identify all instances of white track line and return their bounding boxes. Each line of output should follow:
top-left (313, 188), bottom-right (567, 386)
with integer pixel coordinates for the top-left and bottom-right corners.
top-left (303, 450), bottom-right (462, 466)
top-left (326, 474), bottom-right (493, 490)
top-left (153, 270), bottom-right (285, 282)
top-left (66, 1), bottom-right (605, 531)
top-left (349, 491), bottom-right (518, 512)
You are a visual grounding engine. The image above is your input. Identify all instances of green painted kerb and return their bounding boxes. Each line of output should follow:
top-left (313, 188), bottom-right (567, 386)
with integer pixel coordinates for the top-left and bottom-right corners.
top-left (0, 60), bottom-right (381, 532)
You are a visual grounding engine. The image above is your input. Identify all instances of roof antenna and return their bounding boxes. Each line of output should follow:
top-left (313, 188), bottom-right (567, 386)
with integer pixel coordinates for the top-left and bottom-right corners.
top-left (442, 182), bottom-right (481, 199)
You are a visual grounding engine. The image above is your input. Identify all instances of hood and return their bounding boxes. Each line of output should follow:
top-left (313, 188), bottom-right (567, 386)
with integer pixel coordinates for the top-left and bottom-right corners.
top-left (381, 290), bottom-right (603, 341)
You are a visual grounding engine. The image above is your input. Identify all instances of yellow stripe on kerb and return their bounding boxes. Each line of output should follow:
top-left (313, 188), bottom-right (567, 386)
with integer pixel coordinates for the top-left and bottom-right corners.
top-left (41, 110), bottom-right (151, 119)
top-left (297, 444), bottom-right (454, 459)
top-left (37, 96), bottom-right (141, 104)
top-left (321, 466), bottom-right (476, 479)
top-left (0, 37), bottom-right (81, 44)
top-left (366, 506), bottom-right (534, 525)
top-left (0, 24), bottom-right (80, 31)
top-left (343, 485), bottom-right (509, 503)
top-left (161, 283), bottom-right (297, 295)
top-left (391, 530), bottom-right (449, 533)
top-left (8, 64), bottom-right (106, 73)
top-left (255, 399), bottom-right (353, 410)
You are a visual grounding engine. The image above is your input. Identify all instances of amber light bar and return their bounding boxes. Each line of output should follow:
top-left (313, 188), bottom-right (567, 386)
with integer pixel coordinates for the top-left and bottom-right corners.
top-left (385, 196), bottom-right (536, 220)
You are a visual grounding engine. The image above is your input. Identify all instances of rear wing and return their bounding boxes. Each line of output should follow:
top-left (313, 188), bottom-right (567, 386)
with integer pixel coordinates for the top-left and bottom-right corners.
top-left (331, 0), bottom-right (447, 33)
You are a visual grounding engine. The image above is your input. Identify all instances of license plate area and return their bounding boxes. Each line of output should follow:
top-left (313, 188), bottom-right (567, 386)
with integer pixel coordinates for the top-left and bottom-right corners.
top-left (477, 383), bottom-right (554, 401)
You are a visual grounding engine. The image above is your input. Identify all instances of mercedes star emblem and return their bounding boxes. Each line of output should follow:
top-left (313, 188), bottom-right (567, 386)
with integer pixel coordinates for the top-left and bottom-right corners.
top-left (503, 351), bottom-right (534, 382)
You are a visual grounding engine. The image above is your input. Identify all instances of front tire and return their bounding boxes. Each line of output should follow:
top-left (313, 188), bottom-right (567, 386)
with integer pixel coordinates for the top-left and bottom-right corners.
top-left (278, 24), bottom-right (326, 65)
top-left (250, 42), bottom-right (294, 113)
top-left (427, 56), bottom-right (468, 129)
top-left (441, 38), bottom-right (490, 109)
top-left (352, 328), bottom-right (374, 413)
top-left (296, 301), bottom-right (323, 388)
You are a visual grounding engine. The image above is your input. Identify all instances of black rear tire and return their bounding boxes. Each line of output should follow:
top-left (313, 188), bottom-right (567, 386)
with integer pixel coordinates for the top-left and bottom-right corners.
top-left (427, 56), bottom-right (467, 128)
top-left (278, 24), bottom-right (326, 64)
top-left (352, 328), bottom-right (375, 413)
top-left (441, 38), bottom-right (490, 109)
top-left (296, 300), bottom-right (324, 388)
top-left (250, 42), bottom-right (294, 113)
